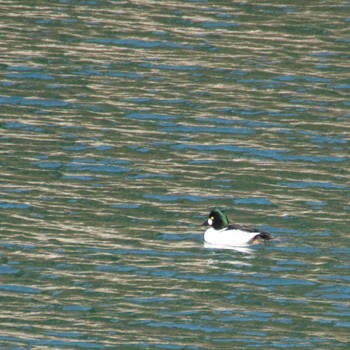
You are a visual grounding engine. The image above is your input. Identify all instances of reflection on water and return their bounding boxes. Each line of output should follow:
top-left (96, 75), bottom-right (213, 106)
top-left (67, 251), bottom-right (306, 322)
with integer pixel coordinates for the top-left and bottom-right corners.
top-left (1, 0), bottom-right (350, 349)
top-left (204, 242), bottom-right (255, 254)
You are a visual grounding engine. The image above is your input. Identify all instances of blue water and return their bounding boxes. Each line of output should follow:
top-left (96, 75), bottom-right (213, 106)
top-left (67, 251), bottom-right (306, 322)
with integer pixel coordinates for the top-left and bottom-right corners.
top-left (1, 0), bottom-right (350, 349)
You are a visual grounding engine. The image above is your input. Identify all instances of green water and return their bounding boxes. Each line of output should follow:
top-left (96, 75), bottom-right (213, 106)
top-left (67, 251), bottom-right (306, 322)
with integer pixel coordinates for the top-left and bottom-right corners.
top-left (1, 1), bottom-right (349, 349)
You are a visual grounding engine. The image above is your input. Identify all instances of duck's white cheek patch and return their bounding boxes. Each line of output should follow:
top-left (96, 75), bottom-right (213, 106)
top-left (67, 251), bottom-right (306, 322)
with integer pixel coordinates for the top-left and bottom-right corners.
top-left (208, 218), bottom-right (213, 226)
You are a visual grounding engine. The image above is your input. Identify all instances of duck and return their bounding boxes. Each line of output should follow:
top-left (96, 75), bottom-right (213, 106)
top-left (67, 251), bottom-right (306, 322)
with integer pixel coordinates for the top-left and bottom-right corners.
top-left (202, 208), bottom-right (272, 246)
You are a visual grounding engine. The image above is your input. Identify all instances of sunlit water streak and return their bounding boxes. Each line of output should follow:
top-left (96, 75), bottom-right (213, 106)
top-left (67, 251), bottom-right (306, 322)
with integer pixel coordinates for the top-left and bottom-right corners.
top-left (1, 0), bottom-right (350, 349)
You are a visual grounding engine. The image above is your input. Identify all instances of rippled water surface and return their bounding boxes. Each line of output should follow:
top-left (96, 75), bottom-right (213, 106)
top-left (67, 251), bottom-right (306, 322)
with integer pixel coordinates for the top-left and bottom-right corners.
top-left (1, 1), bottom-right (349, 348)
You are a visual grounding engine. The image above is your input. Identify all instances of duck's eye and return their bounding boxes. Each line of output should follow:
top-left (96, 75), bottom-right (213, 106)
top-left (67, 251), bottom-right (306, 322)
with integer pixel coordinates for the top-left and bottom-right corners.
top-left (210, 216), bottom-right (214, 220)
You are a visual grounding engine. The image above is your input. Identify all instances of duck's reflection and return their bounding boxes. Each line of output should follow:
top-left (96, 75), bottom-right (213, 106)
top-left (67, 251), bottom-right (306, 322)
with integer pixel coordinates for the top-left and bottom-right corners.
top-left (204, 242), bottom-right (254, 254)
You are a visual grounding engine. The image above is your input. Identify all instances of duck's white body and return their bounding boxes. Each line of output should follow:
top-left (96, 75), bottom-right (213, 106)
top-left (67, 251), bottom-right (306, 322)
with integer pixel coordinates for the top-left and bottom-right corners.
top-left (204, 227), bottom-right (260, 246)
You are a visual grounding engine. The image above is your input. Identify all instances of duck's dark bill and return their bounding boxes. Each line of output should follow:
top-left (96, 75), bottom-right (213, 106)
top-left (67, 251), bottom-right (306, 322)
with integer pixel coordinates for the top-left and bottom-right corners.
top-left (201, 219), bottom-right (209, 226)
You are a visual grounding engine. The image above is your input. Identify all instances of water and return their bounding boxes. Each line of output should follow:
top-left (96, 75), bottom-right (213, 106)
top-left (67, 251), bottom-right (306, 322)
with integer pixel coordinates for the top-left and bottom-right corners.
top-left (1, 0), bottom-right (349, 348)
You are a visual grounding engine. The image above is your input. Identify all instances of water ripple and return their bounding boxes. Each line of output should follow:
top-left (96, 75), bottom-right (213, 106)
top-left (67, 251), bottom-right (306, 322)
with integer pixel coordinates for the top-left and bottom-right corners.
top-left (1, 1), bottom-right (349, 349)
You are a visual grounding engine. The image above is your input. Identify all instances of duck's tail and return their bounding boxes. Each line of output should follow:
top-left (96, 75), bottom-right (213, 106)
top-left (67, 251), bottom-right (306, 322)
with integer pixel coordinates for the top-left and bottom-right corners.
top-left (250, 231), bottom-right (273, 244)
top-left (258, 231), bottom-right (273, 240)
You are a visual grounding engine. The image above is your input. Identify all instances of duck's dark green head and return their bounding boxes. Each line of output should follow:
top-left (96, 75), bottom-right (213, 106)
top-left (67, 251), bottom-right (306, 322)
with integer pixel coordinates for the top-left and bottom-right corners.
top-left (202, 208), bottom-right (230, 230)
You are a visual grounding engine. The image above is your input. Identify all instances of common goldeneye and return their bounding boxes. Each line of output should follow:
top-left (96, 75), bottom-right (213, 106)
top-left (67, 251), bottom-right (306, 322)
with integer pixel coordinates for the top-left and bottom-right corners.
top-left (202, 208), bottom-right (272, 246)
